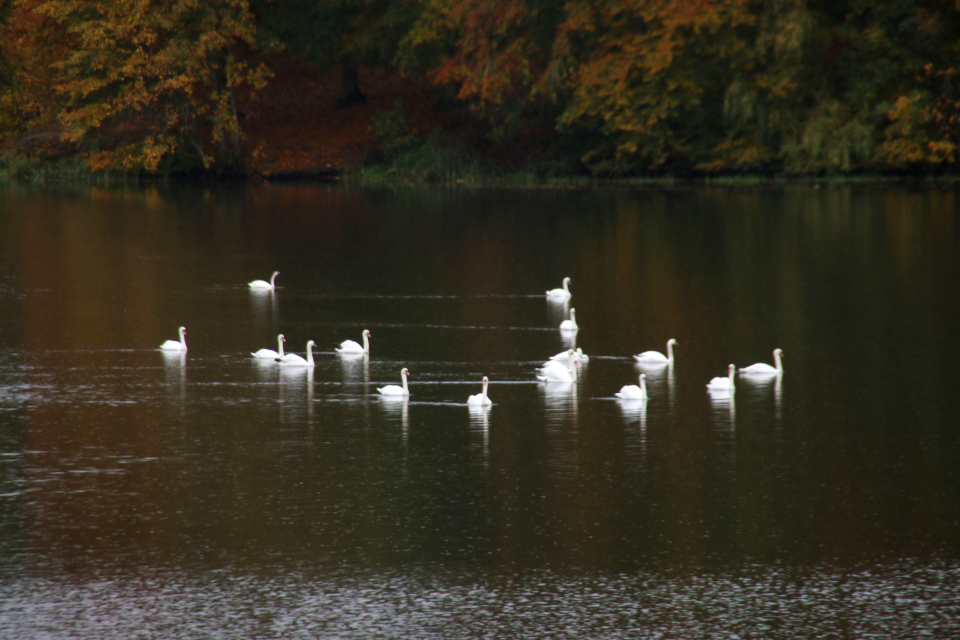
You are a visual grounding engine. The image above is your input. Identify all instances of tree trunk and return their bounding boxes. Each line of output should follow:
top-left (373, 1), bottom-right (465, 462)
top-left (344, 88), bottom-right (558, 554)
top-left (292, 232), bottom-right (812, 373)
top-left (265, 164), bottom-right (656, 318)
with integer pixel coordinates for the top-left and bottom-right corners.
top-left (335, 63), bottom-right (366, 109)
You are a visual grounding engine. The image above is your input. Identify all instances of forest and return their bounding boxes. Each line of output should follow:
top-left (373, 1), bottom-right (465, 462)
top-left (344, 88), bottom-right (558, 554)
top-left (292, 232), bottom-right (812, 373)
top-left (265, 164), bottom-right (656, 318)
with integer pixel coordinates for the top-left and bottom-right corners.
top-left (1, 0), bottom-right (959, 180)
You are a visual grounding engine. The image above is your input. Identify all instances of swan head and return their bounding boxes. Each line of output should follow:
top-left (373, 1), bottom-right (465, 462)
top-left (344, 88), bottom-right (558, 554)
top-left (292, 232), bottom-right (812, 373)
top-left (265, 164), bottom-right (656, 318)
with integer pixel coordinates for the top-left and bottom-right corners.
top-left (774, 348), bottom-right (783, 356)
top-left (668, 338), bottom-right (677, 346)
top-left (307, 340), bottom-right (316, 348)
top-left (569, 308), bottom-right (576, 319)
top-left (727, 364), bottom-right (736, 377)
top-left (179, 326), bottom-right (187, 338)
top-left (563, 277), bottom-right (571, 286)
top-left (364, 330), bottom-right (371, 338)
top-left (401, 367), bottom-right (410, 377)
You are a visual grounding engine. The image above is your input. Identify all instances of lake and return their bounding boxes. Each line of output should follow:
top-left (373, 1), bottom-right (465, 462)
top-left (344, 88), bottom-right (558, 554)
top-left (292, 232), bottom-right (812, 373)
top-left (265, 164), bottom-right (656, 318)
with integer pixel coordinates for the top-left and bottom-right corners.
top-left (0, 182), bottom-right (958, 638)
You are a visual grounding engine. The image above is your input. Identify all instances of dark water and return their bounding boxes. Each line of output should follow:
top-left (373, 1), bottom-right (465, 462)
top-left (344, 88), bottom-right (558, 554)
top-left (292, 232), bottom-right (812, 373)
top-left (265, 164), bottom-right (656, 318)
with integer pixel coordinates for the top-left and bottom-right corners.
top-left (0, 183), bottom-right (959, 638)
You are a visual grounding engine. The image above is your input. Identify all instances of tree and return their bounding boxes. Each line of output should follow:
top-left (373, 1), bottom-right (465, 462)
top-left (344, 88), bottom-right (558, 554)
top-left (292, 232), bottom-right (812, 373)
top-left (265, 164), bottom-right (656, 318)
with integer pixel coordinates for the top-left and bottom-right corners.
top-left (28, 0), bottom-right (270, 172)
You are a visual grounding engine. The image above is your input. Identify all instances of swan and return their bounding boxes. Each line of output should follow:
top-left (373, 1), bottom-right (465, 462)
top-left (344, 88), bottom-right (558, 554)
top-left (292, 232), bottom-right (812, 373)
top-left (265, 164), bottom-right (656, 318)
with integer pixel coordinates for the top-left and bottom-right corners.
top-left (160, 326), bottom-right (188, 351)
top-left (337, 329), bottom-right (371, 354)
top-left (559, 308), bottom-right (578, 332)
top-left (550, 347), bottom-right (588, 362)
top-left (740, 348), bottom-right (783, 374)
top-left (252, 334), bottom-right (285, 359)
top-left (616, 373), bottom-right (648, 400)
top-left (249, 271), bottom-right (279, 290)
top-left (278, 339), bottom-right (315, 367)
top-left (467, 376), bottom-right (492, 406)
top-left (706, 364), bottom-right (737, 395)
top-left (537, 359), bottom-right (578, 382)
top-left (546, 277), bottom-right (572, 299)
top-left (634, 338), bottom-right (677, 364)
top-left (378, 367), bottom-right (410, 396)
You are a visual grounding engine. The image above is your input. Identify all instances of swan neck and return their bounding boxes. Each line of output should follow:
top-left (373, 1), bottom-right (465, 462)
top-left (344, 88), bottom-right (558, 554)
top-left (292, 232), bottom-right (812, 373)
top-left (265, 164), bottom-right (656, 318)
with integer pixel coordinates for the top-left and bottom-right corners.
top-left (306, 343), bottom-right (314, 365)
top-left (179, 328), bottom-right (187, 347)
top-left (362, 332), bottom-right (369, 352)
top-left (774, 350), bottom-right (782, 372)
top-left (667, 340), bottom-right (674, 362)
top-left (270, 272), bottom-right (278, 286)
top-left (277, 335), bottom-right (285, 357)
top-left (401, 370), bottom-right (408, 392)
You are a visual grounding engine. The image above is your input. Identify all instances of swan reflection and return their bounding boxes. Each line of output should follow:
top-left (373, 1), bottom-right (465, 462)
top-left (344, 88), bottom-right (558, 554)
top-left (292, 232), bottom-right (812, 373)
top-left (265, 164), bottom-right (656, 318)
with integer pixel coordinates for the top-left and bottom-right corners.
top-left (279, 366), bottom-right (314, 420)
top-left (540, 381), bottom-right (577, 424)
top-left (709, 392), bottom-right (736, 426)
top-left (468, 403), bottom-right (490, 461)
top-left (249, 287), bottom-right (278, 325)
top-left (162, 350), bottom-right (187, 405)
top-left (618, 397), bottom-right (648, 461)
top-left (379, 394), bottom-right (409, 441)
top-left (617, 396), bottom-right (647, 422)
top-left (636, 361), bottom-right (674, 408)
top-left (338, 352), bottom-right (370, 385)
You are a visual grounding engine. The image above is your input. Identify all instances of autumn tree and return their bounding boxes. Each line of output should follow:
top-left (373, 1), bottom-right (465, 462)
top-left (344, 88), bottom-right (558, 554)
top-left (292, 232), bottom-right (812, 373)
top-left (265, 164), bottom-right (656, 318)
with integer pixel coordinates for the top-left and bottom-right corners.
top-left (26, 0), bottom-right (270, 173)
top-left (877, 3), bottom-right (960, 170)
top-left (0, 0), bottom-right (73, 152)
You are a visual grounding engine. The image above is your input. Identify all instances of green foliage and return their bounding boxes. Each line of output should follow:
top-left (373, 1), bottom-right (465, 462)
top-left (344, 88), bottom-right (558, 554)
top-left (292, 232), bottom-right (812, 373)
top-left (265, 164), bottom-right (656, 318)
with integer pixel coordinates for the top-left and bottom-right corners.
top-left (372, 100), bottom-right (418, 158)
top-left (360, 131), bottom-right (487, 183)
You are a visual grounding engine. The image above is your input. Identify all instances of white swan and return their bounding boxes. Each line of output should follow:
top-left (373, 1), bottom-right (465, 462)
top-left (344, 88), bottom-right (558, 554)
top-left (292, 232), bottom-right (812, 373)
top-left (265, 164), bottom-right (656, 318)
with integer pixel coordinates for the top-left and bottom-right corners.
top-left (740, 348), bottom-right (783, 374)
top-left (550, 347), bottom-right (588, 362)
top-left (559, 308), bottom-right (578, 332)
top-left (252, 334), bottom-right (285, 359)
top-left (337, 329), bottom-right (371, 354)
top-left (378, 367), bottom-right (410, 396)
top-left (537, 359), bottom-right (578, 382)
top-left (706, 364), bottom-right (737, 395)
top-left (278, 340), bottom-right (315, 367)
top-left (546, 277), bottom-right (572, 299)
top-left (467, 376), bottom-right (492, 406)
top-left (249, 271), bottom-right (279, 290)
top-left (616, 373), bottom-right (648, 400)
top-left (160, 326), bottom-right (188, 351)
top-left (634, 338), bottom-right (677, 364)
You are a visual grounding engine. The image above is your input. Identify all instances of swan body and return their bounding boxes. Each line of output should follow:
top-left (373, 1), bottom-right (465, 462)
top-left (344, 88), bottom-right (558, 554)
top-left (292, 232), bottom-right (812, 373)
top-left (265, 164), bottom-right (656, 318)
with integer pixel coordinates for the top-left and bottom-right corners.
top-left (616, 373), bottom-right (648, 400)
top-left (707, 364), bottom-right (737, 395)
top-left (160, 326), bottom-right (188, 351)
top-left (378, 367), bottom-right (410, 396)
top-left (550, 347), bottom-right (588, 362)
top-left (634, 339), bottom-right (677, 364)
top-left (740, 348), bottom-right (783, 374)
top-left (467, 376), bottom-right (492, 406)
top-left (546, 277), bottom-right (572, 299)
top-left (537, 359), bottom-right (578, 382)
top-left (559, 308), bottom-right (578, 332)
top-left (249, 271), bottom-right (279, 290)
top-left (337, 329), bottom-right (371, 354)
top-left (252, 334), bottom-right (285, 359)
top-left (278, 340), bottom-right (315, 367)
